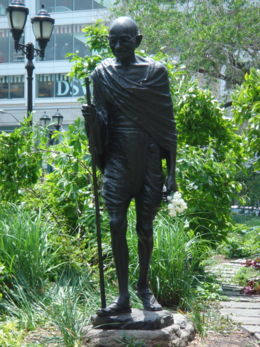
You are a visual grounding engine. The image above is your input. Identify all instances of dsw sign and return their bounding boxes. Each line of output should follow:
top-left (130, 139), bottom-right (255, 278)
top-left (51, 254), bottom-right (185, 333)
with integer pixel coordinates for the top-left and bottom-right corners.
top-left (56, 80), bottom-right (85, 97)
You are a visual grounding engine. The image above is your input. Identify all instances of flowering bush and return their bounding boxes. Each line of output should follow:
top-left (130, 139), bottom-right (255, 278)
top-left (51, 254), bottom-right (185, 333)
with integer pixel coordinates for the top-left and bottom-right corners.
top-left (245, 258), bottom-right (260, 270)
top-left (167, 191), bottom-right (187, 217)
top-left (240, 280), bottom-right (260, 295)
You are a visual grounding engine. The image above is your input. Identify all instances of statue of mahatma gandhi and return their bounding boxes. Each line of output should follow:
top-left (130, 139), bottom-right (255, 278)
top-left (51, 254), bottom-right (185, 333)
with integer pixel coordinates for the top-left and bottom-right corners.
top-left (83, 16), bottom-right (177, 316)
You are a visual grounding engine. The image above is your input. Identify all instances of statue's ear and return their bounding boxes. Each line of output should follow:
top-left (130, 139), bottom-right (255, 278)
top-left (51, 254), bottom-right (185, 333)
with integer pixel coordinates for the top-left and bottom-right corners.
top-left (135, 34), bottom-right (143, 48)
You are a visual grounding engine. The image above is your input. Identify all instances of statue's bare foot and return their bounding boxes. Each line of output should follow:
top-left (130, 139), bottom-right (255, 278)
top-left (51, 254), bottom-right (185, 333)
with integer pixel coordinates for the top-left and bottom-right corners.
top-left (137, 288), bottom-right (162, 311)
top-left (96, 297), bottom-right (131, 317)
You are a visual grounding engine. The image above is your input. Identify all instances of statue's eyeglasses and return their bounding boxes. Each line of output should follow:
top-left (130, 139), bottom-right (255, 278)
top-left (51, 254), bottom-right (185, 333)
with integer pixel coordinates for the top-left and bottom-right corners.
top-left (107, 36), bottom-right (137, 46)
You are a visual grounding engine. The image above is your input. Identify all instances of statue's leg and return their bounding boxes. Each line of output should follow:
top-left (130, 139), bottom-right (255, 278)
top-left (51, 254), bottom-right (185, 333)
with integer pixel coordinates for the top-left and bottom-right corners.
top-left (97, 203), bottom-right (131, 316)
top-left (135, 197), bottom-right (162, 311)
top-left (135, 199), bottom-right (155, 290)
top-left (109, 204), bottom-right (130, 304)
top-left (134, 141), bottom-right (163, 311)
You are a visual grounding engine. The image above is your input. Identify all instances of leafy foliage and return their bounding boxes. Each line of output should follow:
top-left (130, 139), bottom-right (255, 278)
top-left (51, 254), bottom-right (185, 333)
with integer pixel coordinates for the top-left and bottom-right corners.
top-left (217, 223), bottom-right (260, 259)
top-left (232, 68), bottom-right (260, 170)
top-left (235, 167), bottom-right (260, 207)
top-left (114, 0), bottom-right (260, 86)
top-left (0, 118), bottom-right (42, 202)
top-left (175, 83), bottom-right (235, 153)
top-left (37, 119), bottom-right (93, 233)
top-left (0, 320), bottom-right (25, 347)
top-left (177, 145), bottom-right (242, 241)
top-left (67, 20), bottom-right (111, 83)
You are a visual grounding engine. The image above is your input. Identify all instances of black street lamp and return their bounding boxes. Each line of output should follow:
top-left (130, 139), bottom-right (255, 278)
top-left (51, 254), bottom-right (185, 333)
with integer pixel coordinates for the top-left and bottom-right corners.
top-left (52, 109), bottom-right (63, 131)
top-left (39, 111), bottom-right (51, 127)
top-left (6, 1), bottom-right (55, 116)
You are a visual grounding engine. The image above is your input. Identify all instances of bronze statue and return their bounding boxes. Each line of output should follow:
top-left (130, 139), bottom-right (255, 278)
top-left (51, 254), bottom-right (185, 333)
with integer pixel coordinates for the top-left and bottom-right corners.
top-left (83, 16), bottom-right (177, 316)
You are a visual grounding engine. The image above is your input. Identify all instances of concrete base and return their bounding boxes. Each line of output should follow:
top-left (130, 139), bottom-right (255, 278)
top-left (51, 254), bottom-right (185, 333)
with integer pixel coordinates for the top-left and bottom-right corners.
top-left (83, 311), bottom-right (195, 346)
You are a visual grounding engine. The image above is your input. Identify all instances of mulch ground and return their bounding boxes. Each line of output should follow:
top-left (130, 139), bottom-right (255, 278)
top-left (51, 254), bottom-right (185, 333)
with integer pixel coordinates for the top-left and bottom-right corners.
top-left (188, 329), bottom-right (259, 347)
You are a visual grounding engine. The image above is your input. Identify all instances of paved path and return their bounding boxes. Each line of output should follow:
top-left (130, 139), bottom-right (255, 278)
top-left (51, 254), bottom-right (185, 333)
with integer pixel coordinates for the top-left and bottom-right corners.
top-left (207, 258), bottom-right (260, 341)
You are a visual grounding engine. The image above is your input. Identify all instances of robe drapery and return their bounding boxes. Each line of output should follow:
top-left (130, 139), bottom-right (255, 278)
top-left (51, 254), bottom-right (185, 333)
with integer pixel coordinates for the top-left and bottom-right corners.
top-left (91, 56), bottom-right (177, 157)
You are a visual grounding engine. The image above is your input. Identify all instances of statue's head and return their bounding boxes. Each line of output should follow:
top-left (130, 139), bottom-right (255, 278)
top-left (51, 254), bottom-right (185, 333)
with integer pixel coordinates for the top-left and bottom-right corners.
top-left (108, 16), bottom-right (142, 64)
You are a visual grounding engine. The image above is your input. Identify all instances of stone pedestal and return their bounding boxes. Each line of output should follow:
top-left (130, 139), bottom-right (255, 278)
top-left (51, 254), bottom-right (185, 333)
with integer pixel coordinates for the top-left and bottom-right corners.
top-left (83, 310), bottom-right (195, 347)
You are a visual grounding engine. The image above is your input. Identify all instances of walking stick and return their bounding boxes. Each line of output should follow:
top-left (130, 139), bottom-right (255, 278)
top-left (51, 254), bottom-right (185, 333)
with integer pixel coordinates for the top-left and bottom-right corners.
top-left (82, 77), bottom-right (106, 309)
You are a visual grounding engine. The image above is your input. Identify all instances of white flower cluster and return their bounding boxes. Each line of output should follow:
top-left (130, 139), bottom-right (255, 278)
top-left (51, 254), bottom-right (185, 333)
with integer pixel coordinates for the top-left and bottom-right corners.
top-left (167, 191), bottom-right (187, 217)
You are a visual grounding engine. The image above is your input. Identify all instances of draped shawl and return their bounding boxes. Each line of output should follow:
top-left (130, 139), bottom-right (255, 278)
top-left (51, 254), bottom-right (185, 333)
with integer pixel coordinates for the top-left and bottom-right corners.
top-left (91, 56), bottom-right (177, 154)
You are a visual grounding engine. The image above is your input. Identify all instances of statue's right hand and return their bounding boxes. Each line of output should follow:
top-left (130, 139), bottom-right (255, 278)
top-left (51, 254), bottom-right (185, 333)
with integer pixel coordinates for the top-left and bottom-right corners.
top-left (81, 104), bottom-right (96, 120)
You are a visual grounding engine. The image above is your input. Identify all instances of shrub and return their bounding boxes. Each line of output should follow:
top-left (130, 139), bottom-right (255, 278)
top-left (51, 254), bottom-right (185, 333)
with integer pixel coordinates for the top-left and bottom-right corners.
top-left (177, 145), bottom-right (241, 242)
top-left (175, 83), bottom-right (234, 156)
top-left (0, 118), bottom-right (42, 202)
top-left (0, 320), bottom-right (25, 347)
top-left (232, 68), bottom-right (260, 170)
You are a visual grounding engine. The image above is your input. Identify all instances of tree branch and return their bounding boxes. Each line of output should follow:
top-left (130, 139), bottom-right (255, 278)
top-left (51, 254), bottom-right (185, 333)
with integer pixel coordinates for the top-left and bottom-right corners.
top-left (198, 68), bottom-right (241, 84)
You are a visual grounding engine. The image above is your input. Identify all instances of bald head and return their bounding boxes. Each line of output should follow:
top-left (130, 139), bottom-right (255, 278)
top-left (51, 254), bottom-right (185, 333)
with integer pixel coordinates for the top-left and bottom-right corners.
top-left (109, 17), bottom-right (139, 37)
top-left (108, 17), bottom-right (142, 65)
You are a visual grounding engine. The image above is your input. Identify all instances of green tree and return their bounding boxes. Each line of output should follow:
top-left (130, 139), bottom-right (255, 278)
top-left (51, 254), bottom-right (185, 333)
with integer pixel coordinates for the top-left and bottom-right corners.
top-left (67, 20), bottom-right (110, 82)
top-left (114, 0), bottom-right (260, 86)
top-left (0, 118), bottom-right (42, 202)
top-left (177, 145), bottom-right (241, 241)
top-left (175, 82), bottom-right (235, 154)
top-left (232, 68), bottom-right (260, 170)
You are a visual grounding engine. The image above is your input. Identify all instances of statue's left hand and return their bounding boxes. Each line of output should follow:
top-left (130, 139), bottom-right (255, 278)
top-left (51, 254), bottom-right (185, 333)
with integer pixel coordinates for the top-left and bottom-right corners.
top-left (165, 174), bottom-right (178, 197)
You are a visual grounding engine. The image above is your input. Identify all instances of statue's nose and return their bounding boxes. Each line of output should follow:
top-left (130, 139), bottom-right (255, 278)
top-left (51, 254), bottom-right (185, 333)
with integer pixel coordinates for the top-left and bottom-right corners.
top-left (115, 40), bottom-right (121, 49)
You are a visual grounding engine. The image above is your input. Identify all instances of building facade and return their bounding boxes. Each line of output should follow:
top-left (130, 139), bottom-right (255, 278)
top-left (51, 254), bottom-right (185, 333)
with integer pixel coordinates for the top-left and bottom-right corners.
top-left (0, 0), bottom-right (113, 131)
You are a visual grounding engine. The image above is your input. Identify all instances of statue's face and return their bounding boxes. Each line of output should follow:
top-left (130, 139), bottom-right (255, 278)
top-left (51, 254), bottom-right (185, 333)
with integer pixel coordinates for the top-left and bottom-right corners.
top-left (108, 23), bottom-right (138, 62)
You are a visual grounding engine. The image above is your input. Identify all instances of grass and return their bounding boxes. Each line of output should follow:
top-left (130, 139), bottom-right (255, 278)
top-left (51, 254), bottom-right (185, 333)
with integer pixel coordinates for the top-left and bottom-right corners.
top-left (232, 214), bottom-right (260, 227)
top-left (0, 204), bottom-right (100, 346)
top-left (126, 207), bottom-right (210, 309)
top-left (233, 266), bottom-right (259, 286)
top-left (0, 204), bottom-right (61, 292)
top-left (216, 214), bottom-right (260, 259)
top-left (0, 203), bottom-right (224, 345)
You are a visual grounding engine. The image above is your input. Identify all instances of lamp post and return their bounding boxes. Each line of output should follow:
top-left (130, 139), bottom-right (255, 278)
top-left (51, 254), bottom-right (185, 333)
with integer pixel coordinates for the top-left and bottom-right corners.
top-left (52, 109), bottom-right (63, 131)
top-left (39, 109), bottom-right (63, 145)
top-left (39, 111), bottom-right (51, 127)
top-left (6, 1), bottom-right (55, 116)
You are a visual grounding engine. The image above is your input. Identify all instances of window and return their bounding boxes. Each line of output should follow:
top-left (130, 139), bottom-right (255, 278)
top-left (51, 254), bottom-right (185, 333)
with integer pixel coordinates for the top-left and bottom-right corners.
top-left (36, 74), bottom-right (84, 98)
top-left (0, 75), bottom-right (24, 99)
top-left (0, 29), bottom-right (24, 63)
top-left (0, 0), bottom-right (8, 16)
top-left (36, 0), bottom-right (105, 13)
top-left (43, 24), bottom-right (90, 61)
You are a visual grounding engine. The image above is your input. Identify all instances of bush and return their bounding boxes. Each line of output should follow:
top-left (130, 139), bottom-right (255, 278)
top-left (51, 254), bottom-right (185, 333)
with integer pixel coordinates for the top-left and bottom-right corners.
top-left (177, 145), bottom-right (241, 242)
top-left (232, 68), bottom-right (260, 170)
top-left (21, 118), bottom-right (99, 235)
top-left (0, 320), bottom-right (24, 347)
top-left (175, 83), bottom-right (235, 158)
top-left (0, 119), bottom-right (42, 202)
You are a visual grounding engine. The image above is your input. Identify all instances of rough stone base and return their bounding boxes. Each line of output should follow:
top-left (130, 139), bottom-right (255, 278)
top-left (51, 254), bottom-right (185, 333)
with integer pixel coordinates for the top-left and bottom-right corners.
top-left (83, 312), bottom-right (195, 347)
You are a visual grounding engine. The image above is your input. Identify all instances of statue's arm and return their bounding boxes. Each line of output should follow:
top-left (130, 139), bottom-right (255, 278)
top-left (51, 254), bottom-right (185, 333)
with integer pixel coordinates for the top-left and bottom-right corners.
top-left (82, 74), bottom-right (108, 171)
top-left (165, 141), bottom-right (178, 195)
top-left (162, 65), bottom-right (177, 195)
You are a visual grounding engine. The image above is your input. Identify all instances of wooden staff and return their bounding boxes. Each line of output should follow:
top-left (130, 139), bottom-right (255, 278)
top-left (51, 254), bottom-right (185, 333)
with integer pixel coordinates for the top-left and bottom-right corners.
top-left (82, 77), bottom-right (106, 309)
